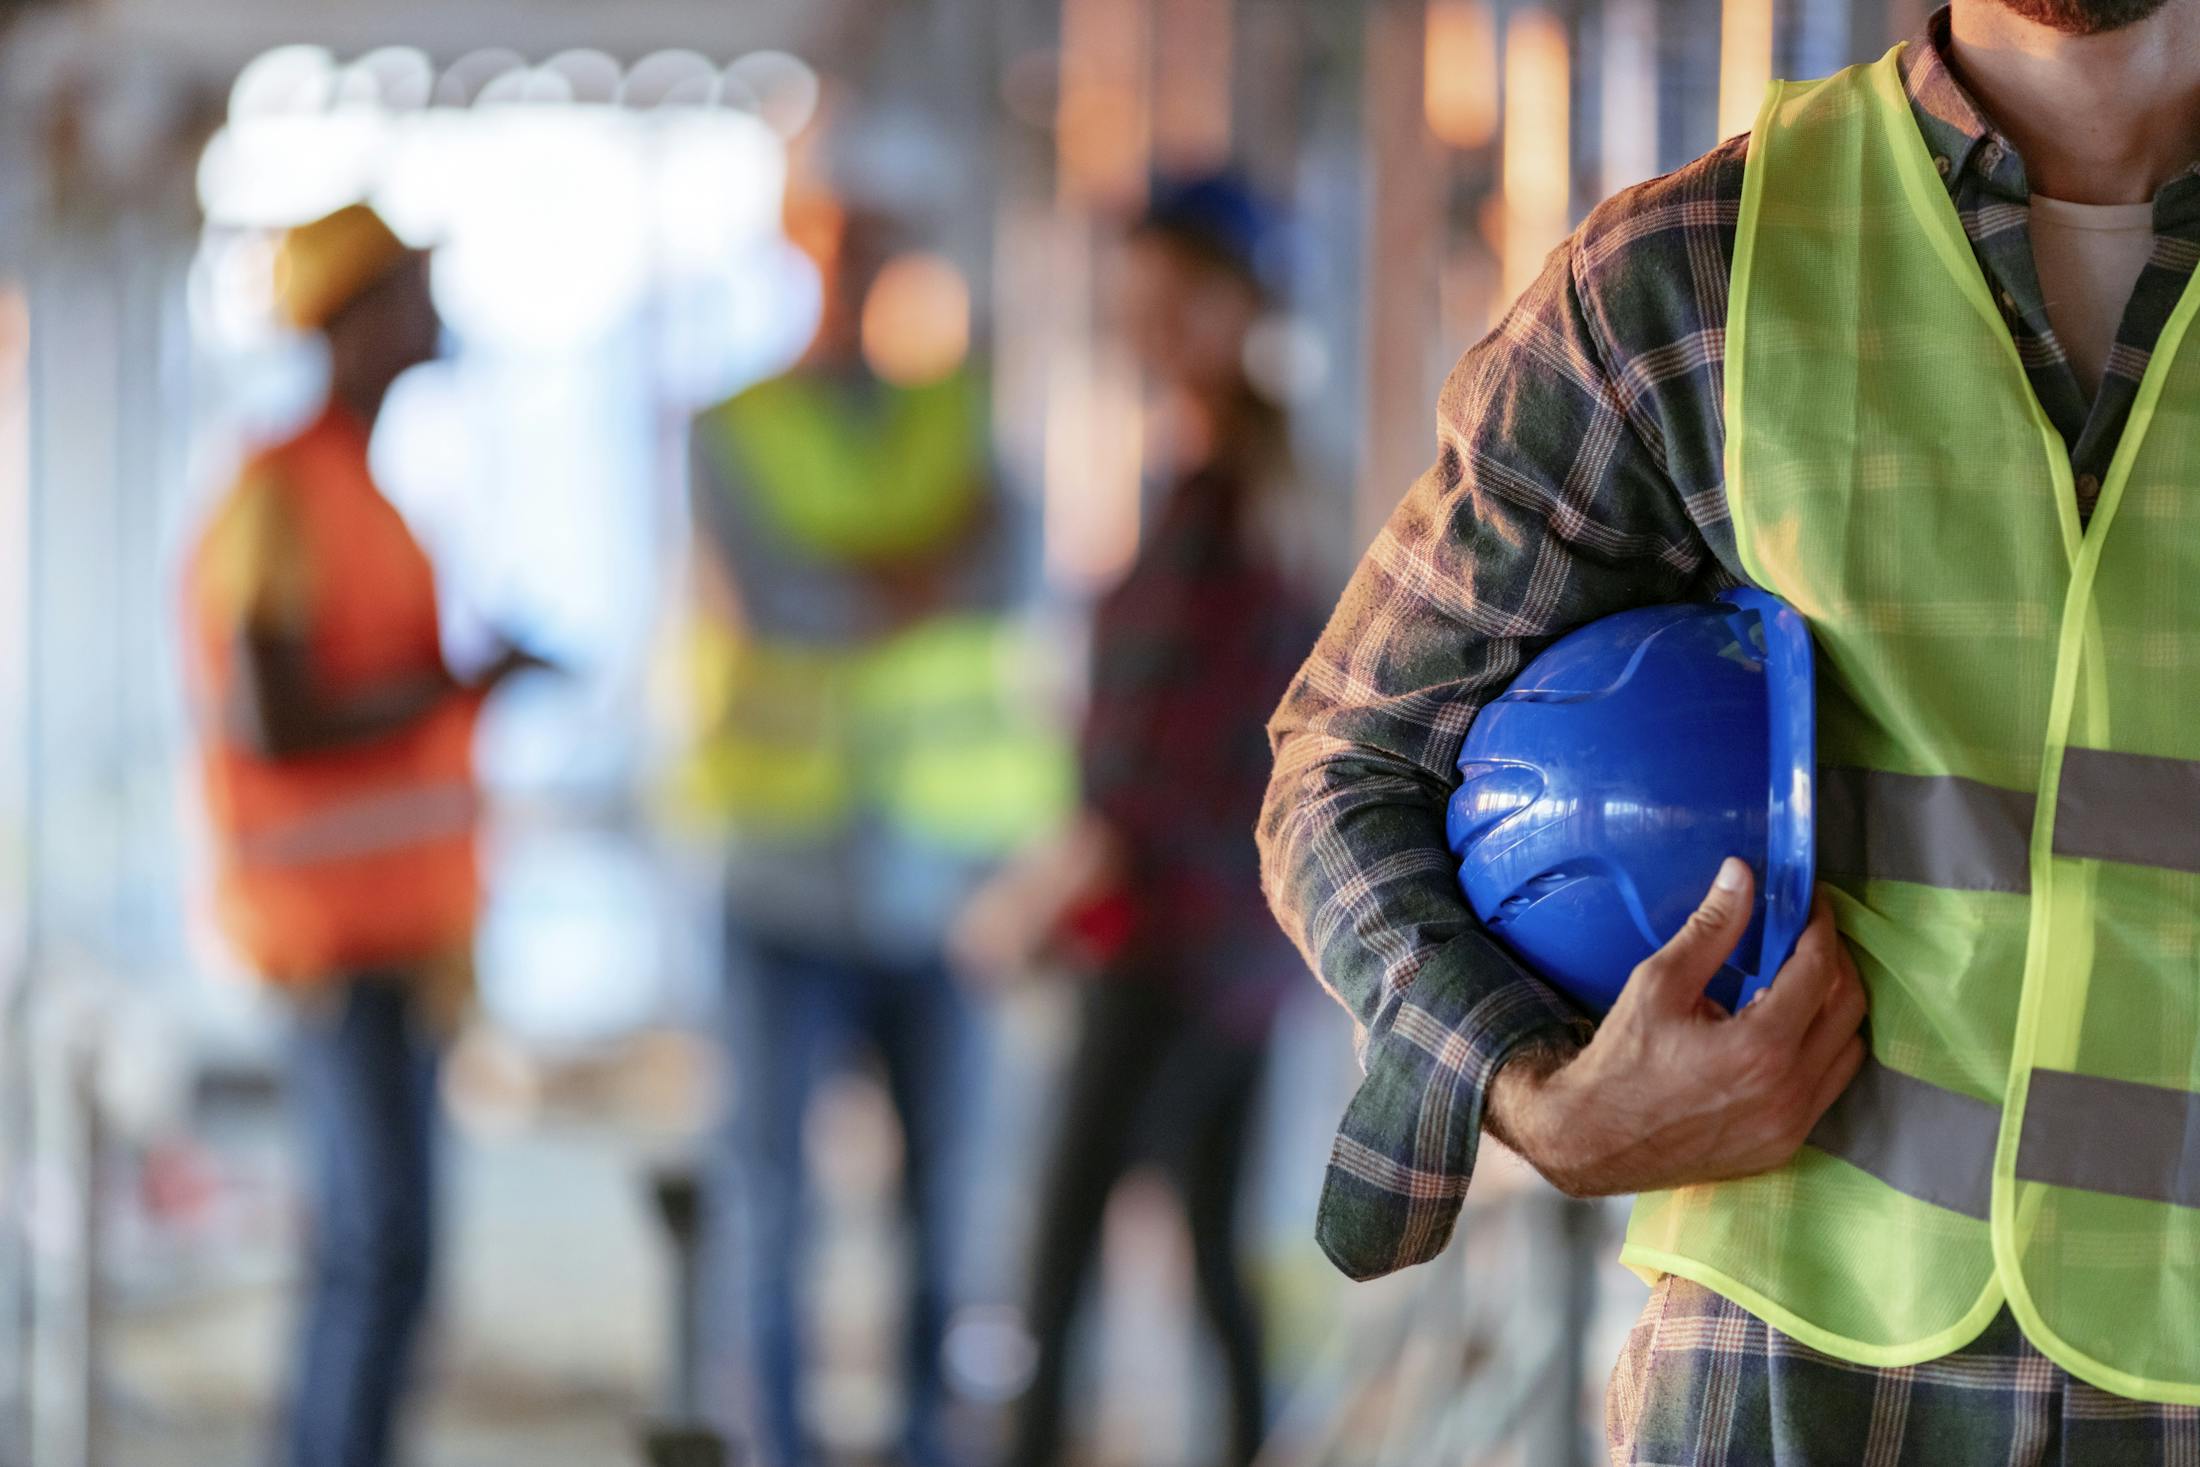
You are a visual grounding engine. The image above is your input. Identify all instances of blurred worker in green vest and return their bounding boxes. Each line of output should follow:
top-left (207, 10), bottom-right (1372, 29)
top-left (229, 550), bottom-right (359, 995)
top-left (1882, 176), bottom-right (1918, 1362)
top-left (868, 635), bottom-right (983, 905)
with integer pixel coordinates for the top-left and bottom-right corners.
top-left (678, 198), bottom-right (1070, 1467)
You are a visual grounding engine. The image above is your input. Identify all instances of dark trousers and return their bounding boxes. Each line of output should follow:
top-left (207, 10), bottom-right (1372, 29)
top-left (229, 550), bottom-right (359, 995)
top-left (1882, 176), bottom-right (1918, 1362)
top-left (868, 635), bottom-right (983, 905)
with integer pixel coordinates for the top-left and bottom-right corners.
top-left (284, 975), bottom-right (442, 1467)
top-left (715, 936), bottom-right (974, 1467)
top-left (1007, 980), bottom-right (1270, 1467)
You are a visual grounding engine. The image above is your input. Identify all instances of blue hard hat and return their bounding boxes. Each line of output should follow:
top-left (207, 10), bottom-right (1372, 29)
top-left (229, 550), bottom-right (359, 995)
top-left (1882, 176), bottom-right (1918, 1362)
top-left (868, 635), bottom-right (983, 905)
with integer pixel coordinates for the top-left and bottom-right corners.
top-left (1446, 588), bottom-right (1815, 1015)
top-left (1137, 172), bottom-right (1291, 295)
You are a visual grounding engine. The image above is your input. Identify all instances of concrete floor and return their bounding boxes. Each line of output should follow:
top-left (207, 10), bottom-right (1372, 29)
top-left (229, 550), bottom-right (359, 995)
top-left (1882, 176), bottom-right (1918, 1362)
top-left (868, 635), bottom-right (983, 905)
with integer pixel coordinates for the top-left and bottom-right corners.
top-left (100, 1115), bottom-right (670, 1466)
top-left (62, 1002), bottom-right (1633, 1467)
top-left (80, 1018), bottom-right (1253, 1467)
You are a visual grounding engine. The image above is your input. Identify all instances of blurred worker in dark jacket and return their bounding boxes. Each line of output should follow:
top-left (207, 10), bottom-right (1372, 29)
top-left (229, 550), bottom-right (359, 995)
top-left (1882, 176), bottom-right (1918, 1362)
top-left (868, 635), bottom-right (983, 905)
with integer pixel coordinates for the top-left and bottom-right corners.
top-left (957, 175), bottom-right (1322, 1467)
top-left (682, 200), bottom-right (1070, 1467)
top-left (183, 204), bottom-right (542, 1467)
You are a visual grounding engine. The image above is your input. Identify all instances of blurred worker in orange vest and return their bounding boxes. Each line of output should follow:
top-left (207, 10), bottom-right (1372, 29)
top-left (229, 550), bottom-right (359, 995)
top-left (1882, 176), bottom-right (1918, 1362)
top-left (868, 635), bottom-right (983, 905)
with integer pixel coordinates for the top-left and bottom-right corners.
top-left (183, 203), bottom-right (543, 1467)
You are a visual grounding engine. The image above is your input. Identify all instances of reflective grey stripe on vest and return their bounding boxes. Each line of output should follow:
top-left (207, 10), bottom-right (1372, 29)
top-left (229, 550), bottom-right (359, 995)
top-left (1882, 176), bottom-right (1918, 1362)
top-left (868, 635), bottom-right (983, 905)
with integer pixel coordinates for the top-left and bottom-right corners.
top-left (1808, 1058), bottom-right (2200, 1216)
top-left (1820, 753), bottom-right (2200, 889)
top-left (1807, 1054), bottom-right (1998, 1219)
top-left (1816, 767), bottom-right (2034, 893)
top-left (2053, 748), bottom-right (2200, 875)
top-left (232, 781), bottom-right (476, 869)
top-left (2016, 1069), bottom-right (2200, 1210)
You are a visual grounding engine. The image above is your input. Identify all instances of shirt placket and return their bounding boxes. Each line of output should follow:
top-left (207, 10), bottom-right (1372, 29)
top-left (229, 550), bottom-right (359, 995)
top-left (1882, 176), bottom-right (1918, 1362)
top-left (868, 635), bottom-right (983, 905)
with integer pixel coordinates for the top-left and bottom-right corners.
top-left (1930, 137), bottom-right (2200, 524)
top-left (2066, 172), bottom-right (2200, 513)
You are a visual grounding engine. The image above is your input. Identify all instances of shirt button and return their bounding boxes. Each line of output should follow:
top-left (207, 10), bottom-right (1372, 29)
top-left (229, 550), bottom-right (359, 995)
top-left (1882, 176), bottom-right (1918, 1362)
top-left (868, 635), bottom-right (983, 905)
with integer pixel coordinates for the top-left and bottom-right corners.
top-left (1981, 140), bottom-right (2005, 170)
top-left (1998, 288), bottom-right (2019, 317)
top-left (2077, 472), bottom-right (2101, 498)
top-left (1934, 154), bottom-right (1952, 177)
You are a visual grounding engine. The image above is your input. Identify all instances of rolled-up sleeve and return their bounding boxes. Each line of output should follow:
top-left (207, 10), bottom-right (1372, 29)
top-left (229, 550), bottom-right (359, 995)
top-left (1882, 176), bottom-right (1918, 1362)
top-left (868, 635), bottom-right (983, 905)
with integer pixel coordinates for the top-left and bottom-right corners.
top-left (1259, 229), bottom-right (1718, 1280)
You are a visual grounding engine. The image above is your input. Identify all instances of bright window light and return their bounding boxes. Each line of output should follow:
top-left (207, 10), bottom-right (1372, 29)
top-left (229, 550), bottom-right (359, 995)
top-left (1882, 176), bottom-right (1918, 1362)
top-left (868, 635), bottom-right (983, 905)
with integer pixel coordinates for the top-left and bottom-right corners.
top-left (196, 114), bottom-right (390, 229)
top-left (1425, 1), bottom-right (1499, 150)
top-left (228, 44), bottom-right (337, 120)
top-left (1500, 10), bottom-right (1571, 304)
top-left (653, 110), bottom-right (786, 270)
top-left (428, 110), bottom-right (652, 348)
top-left (543, 49), bottom-right (623, 105)
top-left (621, 49), bottom-right (720, 109)
top-left (200, 47), bottom-right (795, 352)
top-left (726, 51), bottom-right (821, 139)
top-left (434, 48), bottom-right (527, 108)
top-left (336, 46), bottom-right (435, 112)
top-left (1719, 0), bottom-right (1775, 142)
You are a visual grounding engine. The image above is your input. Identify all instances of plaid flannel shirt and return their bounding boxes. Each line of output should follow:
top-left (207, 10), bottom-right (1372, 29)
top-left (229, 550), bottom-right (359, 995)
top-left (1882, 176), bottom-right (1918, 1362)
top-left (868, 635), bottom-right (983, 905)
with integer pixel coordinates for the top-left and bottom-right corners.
top-left (1607, 1276), bottom-right (2200, 1462)
top-left (1259, 10), bottom-right (2200, 1282)
top-left (1084, 457), bottom-right (1323, 1022)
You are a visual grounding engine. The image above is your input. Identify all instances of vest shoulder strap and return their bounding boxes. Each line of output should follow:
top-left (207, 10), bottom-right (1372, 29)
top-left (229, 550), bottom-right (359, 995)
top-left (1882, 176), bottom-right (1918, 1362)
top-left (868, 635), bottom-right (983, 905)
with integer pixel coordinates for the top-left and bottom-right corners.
top-left (701, 368), bottom-right (984, 562)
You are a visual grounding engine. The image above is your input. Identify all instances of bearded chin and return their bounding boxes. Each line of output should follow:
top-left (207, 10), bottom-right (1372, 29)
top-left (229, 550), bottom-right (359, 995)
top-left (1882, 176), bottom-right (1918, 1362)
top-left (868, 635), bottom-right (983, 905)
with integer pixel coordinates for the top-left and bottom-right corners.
top-left (1989, 0), bottom-right (2173, 34)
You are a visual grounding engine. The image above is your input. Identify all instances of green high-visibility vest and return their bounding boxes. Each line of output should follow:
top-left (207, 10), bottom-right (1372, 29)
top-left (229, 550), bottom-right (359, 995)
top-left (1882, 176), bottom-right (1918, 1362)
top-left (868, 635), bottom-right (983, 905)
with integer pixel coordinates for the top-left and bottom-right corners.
top-left (1621, 45), bottom-right (2200, 1402)
top-left (712, 368), bottom-right (985, 563)
top-left (677, 625), bottom-right (857, 837)
top-left (679, 368), bottom-right (1071, 853)
top-left (854, 614), bottom-right (1076, 855)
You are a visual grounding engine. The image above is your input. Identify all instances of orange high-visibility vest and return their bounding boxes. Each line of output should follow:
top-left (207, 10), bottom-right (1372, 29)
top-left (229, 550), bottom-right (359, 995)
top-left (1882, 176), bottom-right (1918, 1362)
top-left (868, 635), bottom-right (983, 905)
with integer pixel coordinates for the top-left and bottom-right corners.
top-left (186, 405), bottom-right (480, 984)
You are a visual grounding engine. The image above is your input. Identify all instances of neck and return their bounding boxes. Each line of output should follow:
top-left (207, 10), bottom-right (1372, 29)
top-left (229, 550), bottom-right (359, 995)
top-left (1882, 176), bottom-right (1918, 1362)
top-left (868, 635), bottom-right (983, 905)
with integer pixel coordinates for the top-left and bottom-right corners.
top-left (1948, 0), bottom-right (2200, 204)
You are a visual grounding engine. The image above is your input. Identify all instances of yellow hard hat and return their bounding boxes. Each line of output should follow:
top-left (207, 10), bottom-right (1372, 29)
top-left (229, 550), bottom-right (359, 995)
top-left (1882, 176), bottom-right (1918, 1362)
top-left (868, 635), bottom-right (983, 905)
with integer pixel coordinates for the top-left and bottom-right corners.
top-left (271, 203), bottom-right (416, 331)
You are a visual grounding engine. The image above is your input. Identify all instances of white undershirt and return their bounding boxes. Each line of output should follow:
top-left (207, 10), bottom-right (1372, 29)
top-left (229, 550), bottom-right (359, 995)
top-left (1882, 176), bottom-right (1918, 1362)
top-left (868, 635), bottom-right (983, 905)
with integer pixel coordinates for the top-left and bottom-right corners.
top-left (2028, 194), bottom-right (2157, 402)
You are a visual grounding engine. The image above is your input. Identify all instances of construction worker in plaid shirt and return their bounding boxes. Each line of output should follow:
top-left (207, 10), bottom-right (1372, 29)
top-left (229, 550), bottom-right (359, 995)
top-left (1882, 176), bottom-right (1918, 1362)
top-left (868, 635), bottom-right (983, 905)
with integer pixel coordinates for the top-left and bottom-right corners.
top-left (1262, 3), bottom-right (2200, 1461)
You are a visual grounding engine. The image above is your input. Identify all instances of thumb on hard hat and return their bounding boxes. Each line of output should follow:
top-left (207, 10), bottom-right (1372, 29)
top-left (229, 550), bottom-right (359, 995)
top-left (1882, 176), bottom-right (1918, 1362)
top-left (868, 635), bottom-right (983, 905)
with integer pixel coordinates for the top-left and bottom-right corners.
top-left (1634, 856), bottom-right (1753, 1010)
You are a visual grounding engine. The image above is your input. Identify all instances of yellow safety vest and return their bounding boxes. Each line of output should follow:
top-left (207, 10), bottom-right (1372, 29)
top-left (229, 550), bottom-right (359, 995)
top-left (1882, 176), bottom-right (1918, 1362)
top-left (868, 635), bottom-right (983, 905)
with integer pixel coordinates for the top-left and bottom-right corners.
top-left (715, 368), bottom-right (984, 564)
top-left (678, 369), bottom-right (1070, 854)
top-left (678, 626), bottom-right (857, 838)
top-left (853, 614), bottom-right (1075, 855)
top-left (1622, 45), bottom-right (2200, 1402)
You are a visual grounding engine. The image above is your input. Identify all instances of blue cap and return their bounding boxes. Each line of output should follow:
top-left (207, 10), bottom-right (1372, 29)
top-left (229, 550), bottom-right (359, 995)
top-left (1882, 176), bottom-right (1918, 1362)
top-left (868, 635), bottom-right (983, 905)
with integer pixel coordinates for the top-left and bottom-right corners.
top-left (1137, 172), bottom-right (1290, 294)
top-left (1446, 589), bottom-right (1816, 1014)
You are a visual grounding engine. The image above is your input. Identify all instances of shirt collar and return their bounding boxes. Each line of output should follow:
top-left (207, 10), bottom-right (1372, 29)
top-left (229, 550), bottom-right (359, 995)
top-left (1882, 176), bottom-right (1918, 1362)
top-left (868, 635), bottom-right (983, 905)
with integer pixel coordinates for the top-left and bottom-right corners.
top-left (1898, 6), bottom-right (2200, 225)
top-left (1898, 9), bottom-right (2028, 202)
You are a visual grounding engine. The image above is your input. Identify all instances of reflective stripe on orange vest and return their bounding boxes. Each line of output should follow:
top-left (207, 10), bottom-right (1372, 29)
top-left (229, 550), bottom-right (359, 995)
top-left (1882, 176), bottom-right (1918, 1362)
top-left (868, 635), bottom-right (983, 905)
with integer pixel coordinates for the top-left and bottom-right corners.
top-left (229, 780), bottom-right (478, 869)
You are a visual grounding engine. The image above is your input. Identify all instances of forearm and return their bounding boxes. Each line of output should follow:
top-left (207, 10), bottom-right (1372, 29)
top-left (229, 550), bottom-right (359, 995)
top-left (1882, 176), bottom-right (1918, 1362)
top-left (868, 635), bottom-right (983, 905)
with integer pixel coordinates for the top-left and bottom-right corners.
top-left (1259, 733), bottom-right (1589, 1275)
top-left (1012, 810), bottom-right (1125, 936)
top-left (302, 673), bottom-right (462, 748)
top-left (1262, 738), bottom-right (1470, 1025)
top-left (227, 632), bottom-right (462, 758)
top-left (1480, 1036), bottom-right (1579, 1158)
top-left (1257, 733), bottom-right (1587, 1086)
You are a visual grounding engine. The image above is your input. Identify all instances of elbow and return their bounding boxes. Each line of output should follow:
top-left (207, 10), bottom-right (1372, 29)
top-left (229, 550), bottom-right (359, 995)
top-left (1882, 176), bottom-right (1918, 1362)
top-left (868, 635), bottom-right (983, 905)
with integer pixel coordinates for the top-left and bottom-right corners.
top-left (1254, 716), bottom-right (1315, 876)
top-left (1253, 727), bottom-right (1365, 931)
top-left (1254, 768), bottom-right (1306, 937)
top-left (223, 679), bottom-right (316, 760)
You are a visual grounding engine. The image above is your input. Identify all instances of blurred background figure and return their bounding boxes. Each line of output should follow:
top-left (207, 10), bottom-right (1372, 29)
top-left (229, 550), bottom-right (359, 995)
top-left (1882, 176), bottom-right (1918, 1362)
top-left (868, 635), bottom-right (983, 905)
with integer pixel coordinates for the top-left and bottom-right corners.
top-left (181, 203), bottom-right (543, 1467)
top-left (956, 174), bottom-right (1323, 1467)
top-left (679, 193), bottom-right (1070, 1467)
